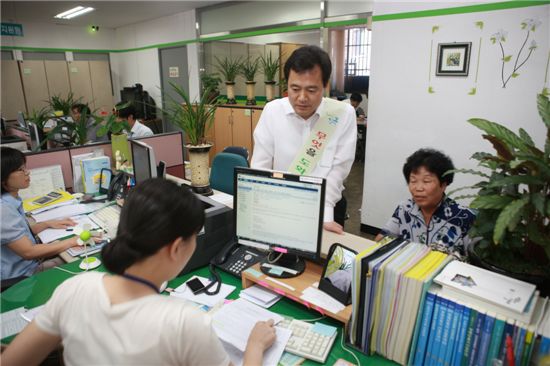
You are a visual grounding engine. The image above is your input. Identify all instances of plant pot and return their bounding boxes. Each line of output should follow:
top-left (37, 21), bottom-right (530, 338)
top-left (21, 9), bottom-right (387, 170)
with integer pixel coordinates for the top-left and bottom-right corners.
top-left (225, 81), bottom-right (236, 104)
top-left (265, 81), bottom-right (276, 102)
top-left (186, 143), bottom-right (213, 196)
top-left (246, 81), bottom-right (256, 105)
top-left (468, 244), bottom-right (550, 297)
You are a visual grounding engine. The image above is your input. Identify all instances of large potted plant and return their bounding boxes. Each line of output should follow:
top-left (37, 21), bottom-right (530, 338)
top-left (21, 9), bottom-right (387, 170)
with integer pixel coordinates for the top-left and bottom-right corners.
top-left (165, 82), bottom-right (220, 195)
top-left (240, 57), bottom-right (260, 105)
top-left (260, 53), bottom-right (280, 102)
top-left (49, 106), bottom-right (100, 146)
top-left (48, 92), bottom-right (81, 116)
top-left (215, 56), bottom-right (242, 105)
top-left (453, 93), bottom-right (550, 295)
top-left (200, 72), bottom-right (222, 103)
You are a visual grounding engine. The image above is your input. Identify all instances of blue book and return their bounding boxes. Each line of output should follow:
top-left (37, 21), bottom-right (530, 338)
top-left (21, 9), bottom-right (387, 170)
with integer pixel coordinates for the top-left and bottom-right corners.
top-left (475, 312), bottom-right (495, 366)
top-left (497, 320), bottom-right (515, 362)
top-left (430, 297), bottom-right (449, 366)
top-left (540, 336), bottom-right (550, 356)
top-left (425, 295), bottom-right (444, 366)
top-left (444, 302), bottom-right (463, 366)
top-left (461, 307), bottom-right (479, 366)
top-left (514, 324), bottom-right (527, 366)
top-left (437, 297), bottom-right (456, 366)
top-left (485, 316), bottom-right (505, 366)
top-left (414, 291), bottom-right (437, 366)
top-left (453, 305), bottom-right (471, 366)
top-left (467, 311), bottom-right (486, 366)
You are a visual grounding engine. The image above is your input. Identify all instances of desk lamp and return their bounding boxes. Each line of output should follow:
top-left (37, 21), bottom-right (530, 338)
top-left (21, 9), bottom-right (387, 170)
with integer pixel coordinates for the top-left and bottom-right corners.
top-left (74, 224), bottom-right (102, 270)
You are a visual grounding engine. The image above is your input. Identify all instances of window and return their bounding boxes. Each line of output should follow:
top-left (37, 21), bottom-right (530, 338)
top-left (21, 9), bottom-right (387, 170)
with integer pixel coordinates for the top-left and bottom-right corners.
top-left (344, 27), bottom-right (371, 76)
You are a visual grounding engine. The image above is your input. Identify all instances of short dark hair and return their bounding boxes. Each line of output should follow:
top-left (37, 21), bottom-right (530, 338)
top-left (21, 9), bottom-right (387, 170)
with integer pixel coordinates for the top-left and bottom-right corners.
top-left (284, 45), bottom-right (332, 86)
top-left (101, 178), bottom-right (205, 274)
top-left (1, 147), bottom-right (26, 193)
top-left (350, 93), bottom-right (363, 103)
top-left (71, 103), bottom-right (91, 119)
top-left (402, 148), bottom-right (455, 185)
top-left (116, 102), bottom-right (136, 120)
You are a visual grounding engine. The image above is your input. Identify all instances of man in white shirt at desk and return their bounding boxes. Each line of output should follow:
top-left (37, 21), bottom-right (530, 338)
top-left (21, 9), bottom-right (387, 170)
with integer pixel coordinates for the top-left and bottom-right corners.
top-left (251, 45), bottom-right (357, 234)
top-left (116, 102), bottom-right (153, 138)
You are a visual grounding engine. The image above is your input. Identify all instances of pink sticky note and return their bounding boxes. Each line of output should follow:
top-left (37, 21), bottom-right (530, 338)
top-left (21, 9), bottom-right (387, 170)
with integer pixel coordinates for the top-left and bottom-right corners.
top-left (272, 247), bottom-right (288, 254)
top-left (257, 281), bottom-right (269, 288)
top-left (273, 288), bottom-right (285, 296)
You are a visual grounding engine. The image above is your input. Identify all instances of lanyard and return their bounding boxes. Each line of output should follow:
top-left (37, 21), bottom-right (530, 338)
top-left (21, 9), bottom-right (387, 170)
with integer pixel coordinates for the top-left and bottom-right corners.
top-left (121, 273), bottom-right (159, 294)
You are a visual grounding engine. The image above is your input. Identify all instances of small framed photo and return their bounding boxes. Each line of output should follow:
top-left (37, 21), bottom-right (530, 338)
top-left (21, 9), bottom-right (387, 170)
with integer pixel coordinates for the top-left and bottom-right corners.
top-left (436, 42), bottom-right (472, 76)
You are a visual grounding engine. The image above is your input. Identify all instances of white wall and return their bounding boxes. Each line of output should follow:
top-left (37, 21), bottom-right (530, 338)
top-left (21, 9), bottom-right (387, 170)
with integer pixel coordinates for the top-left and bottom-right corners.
top-left (361, 2), bottom-right (549, 229)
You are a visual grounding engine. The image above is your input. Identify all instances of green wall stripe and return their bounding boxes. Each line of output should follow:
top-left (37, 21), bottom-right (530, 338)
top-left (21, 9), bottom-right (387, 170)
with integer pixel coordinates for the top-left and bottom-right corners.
top-left (372, 1), bottom-right (549, 22)
top-left (0, 18), bottom-right (367, 54)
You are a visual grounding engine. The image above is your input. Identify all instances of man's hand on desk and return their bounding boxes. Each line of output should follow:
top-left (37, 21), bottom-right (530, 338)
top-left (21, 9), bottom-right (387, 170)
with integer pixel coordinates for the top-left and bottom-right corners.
top-left (324, 221), bottom-right (344, 234)
top-left (47, 218), bottom-right (77, 229)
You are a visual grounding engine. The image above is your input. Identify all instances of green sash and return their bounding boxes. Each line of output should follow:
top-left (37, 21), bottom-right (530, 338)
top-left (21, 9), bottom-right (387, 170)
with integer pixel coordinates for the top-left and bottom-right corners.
top-left (289, 98), bottom-right (347, 175)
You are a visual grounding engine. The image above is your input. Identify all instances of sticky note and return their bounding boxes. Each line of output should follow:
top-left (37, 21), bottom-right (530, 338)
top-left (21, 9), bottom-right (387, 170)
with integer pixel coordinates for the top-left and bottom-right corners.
top-left (269, 267), bottom-right (283, 276)
top-left (312, 322), bottom-right (337, 337)
top-left (245, 268), bottom-right (262, 278)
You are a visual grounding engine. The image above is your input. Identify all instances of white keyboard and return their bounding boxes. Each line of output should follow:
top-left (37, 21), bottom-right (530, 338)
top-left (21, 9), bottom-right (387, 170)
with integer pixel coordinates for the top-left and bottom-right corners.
top-left (88, 205), bottom-right (121, 237)
top-left (278, 318), bottom-right (338, 363)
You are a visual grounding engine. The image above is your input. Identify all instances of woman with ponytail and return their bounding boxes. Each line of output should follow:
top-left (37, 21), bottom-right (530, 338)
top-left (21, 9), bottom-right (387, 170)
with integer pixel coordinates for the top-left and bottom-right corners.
top-left (3, 178), bottom-right (276, 366)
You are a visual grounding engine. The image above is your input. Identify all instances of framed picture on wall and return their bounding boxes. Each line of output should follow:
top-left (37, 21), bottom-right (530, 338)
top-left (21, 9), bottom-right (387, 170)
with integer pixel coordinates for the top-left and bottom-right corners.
top-left (436, 42), bottom-right (472, 76)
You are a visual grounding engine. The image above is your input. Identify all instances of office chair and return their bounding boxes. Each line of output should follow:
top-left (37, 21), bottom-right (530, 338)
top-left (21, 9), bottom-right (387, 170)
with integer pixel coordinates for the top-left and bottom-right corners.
top-left (210, 152), bottom-right (249, 195)
top-left (222, 146), bottom-right (249, 162)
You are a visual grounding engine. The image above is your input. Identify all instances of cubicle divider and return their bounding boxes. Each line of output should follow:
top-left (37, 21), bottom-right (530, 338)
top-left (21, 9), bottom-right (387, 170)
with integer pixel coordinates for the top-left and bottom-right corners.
top-left (23, 131), bottom-right (185, 191)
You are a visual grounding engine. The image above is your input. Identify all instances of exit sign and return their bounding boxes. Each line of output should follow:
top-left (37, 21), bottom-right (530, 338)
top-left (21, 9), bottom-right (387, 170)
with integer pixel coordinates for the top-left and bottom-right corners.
top-left (1, 23), bottom-right (24, 36)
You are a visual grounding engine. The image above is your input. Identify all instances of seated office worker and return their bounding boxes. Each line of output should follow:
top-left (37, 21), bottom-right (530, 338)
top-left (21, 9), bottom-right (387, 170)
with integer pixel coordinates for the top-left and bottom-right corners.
top-left (2, 179), bottom-right (276, 366)
top-left (0, 147), bottom-right (80, 280)
top-left (116, 102), bottom-right (154, 138)
top-left (350, 93), bottom-right (366, 123)
top-left (375, 148), bottom-right (476, 254)
top-left (252, 46), bottom-right (357, 234)
top-left (70, 103), bottom-right (109, 143)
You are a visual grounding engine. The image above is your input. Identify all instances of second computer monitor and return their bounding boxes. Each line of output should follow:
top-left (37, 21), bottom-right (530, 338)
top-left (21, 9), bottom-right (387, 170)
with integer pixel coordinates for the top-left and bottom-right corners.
top-left (130, 140), bottom-right (157, 184)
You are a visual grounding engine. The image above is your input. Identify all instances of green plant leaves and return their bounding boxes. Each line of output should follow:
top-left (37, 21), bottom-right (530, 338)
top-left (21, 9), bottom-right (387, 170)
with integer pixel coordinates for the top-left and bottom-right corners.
top-left (475, 21), bottom-right (484, 30)
top-left (470, 195), bottom-right (514, 209)
top-left (503, 55), bottom-right (512, 62)
top-left (468, 118), bottom-right (533, 155)
top-left (493, 197), bottom-right (529, 244)
top-left (511, 73), bottom-right (519, 78)
top-left (537, 93), bottom-right (550, 128)
top-left (486, 175), bottom-right (544, 188)
top-left (446, 168), bottom-right (490, 179)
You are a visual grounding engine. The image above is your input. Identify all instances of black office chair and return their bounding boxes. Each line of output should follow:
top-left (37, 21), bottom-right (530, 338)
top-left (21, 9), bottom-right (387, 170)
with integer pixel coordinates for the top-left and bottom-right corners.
top-left (222, 146), bottom-right (249, 163)
top-left (356, 124), bottom-right (366, 162)
top-left (1, 276), bottom-right (28, 292)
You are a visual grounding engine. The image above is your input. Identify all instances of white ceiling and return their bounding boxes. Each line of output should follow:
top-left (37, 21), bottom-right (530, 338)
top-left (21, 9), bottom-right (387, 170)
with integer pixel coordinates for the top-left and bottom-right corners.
top-left (1, 1), bottom-right (228, 29)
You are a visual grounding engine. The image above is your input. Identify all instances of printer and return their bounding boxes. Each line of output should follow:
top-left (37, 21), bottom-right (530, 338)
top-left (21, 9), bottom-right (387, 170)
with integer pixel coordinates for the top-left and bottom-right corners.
top-left (179, 193), bottom-right (233, 275)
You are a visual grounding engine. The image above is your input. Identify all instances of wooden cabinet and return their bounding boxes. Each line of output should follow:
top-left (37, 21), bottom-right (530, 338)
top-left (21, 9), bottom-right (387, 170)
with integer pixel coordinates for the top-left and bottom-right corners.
top-left (1, 60), bottom-right (27, 120)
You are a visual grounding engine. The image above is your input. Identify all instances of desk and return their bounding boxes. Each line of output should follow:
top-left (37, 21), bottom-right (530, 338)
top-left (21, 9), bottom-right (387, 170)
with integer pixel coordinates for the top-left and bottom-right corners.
top-left (0, 261), bottom-right (397, 365)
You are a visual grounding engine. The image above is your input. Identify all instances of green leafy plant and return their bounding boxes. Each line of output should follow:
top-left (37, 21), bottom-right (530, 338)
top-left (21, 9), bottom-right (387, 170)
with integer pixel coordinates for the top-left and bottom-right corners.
top-left (215, 56), bottom-right (243, 83)
top-left (96, 112), bottom-right (130, 138)
top-left (163, 81), bottom-right (220, 146)
top-left (260, 53), bottom-right (280, 82)
top-left (48, 92), bottom-right (82, 116)
top-left (48, 106), bottom-right (101, 146)
top-left (200, 73), bottom-right (222, 102)
top-left (240, 57), bottom-right (260, 82)
top-left (452, 93), bottom-right (550, 275)
top-left (26, 106), bottom-right (52, 130)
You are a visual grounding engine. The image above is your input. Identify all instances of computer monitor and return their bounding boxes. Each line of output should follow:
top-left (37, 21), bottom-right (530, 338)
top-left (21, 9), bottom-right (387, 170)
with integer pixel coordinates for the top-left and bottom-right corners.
top-left (130, 139), bottom-right (157, 184)
top-left (17, 111), bottom-right (28, 130)
top-left (27, 122), bottom-right (42, 151)
top-left (234, 167), bottom-right (326, 277)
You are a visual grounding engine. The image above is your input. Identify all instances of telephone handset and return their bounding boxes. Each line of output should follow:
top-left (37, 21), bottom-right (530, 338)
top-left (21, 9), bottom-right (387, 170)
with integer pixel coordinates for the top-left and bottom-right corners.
top-left (108, 171), bottom-right (131, 200)
top-left (212, 240), bottom-right (266, 277)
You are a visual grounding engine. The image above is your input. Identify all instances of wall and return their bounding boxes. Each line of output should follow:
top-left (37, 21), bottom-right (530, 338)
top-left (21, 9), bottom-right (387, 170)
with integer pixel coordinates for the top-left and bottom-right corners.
top-left (361, 2), bottom-right (549, 229)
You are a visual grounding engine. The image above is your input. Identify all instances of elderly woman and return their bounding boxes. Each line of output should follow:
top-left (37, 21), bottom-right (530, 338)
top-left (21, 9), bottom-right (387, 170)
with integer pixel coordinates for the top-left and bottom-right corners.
top-left (375, 148), bottom-right (476, 253)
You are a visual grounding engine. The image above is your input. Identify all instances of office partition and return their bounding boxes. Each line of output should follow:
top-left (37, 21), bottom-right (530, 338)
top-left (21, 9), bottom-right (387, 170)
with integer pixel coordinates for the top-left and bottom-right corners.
top-left (25, 148), bottom-right (73, 189)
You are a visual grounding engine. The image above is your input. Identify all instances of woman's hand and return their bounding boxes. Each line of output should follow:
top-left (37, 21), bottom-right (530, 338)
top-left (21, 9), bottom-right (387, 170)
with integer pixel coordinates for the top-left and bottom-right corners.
top-left (247, 319), bottom-right (276, 351)
top-left (47, 218), bottom-right (77, 229)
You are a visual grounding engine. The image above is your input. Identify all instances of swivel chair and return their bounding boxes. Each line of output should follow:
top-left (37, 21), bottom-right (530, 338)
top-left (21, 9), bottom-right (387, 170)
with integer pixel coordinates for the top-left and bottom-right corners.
top-left (222, 146), bottom-right (249, 162)
top-left (210, 152), bottom-right (249, 195)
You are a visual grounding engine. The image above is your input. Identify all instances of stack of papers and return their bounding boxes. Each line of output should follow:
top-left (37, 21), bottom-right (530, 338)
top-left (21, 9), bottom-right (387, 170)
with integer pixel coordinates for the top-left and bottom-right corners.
top-left (1, 307), bottom-right (28, 338)
top-left (37, 215), bottom-right (99, 244)
top-left (170, 276), bottom-right (235, 308)
top-left (300, 286), bottom-right (346, 314)
top-left (240, 285), bottom-right (282, 308)
top-left (31, 202), bottom-right (104, 222)
top-left (23, 190), bottom-right (75, 213)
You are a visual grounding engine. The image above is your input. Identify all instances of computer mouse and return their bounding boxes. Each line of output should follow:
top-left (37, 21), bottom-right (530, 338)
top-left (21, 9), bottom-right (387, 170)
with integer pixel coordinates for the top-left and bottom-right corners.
top-left (79, 257), bottom-right (102, 270)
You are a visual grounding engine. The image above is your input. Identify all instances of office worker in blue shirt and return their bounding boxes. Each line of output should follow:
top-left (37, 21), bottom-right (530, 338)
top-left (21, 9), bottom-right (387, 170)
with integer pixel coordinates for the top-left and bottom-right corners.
top-left (0, 147), bottom-right (81, 280)
top-left (3, 178), bottom-right (276, 366)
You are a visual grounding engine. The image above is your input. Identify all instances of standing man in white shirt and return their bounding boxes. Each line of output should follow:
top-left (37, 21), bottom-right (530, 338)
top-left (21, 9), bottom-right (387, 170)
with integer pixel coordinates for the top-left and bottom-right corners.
top-left (116, 102), bottom-right (154, 138)
top-left (252, 45), bottom-right (357, 234)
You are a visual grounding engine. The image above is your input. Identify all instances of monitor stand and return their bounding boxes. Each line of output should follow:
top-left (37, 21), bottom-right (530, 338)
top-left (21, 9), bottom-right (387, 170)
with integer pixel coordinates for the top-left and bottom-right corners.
top-left (260, 253), bottom-right (305, 278)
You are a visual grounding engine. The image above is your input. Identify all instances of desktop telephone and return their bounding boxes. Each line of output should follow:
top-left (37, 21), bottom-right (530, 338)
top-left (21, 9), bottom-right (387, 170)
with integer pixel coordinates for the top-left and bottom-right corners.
top-left (213, 241), bottom-right (266, 277)
top-left (107, 171), bottom-right (131, 200)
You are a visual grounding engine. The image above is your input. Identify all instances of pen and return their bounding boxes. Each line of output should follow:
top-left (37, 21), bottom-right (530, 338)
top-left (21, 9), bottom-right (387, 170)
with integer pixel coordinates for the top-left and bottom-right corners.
top-left (65, 228), bottom-right (73, 232)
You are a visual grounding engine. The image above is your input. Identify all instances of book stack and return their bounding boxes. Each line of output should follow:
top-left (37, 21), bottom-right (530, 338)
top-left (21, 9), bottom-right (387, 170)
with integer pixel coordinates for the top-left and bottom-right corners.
top-left (409, 260), bottom-right (548, 366)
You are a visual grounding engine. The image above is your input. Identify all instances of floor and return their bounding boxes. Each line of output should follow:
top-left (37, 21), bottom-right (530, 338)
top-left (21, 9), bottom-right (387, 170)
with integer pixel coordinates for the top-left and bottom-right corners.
top-left (342, 160), bottom-right (376, 241)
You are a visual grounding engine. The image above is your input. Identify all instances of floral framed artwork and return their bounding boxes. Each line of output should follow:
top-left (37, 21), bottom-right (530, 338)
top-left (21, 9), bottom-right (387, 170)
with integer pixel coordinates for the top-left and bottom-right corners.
top-left (436, 42), bottom-right (472, 76)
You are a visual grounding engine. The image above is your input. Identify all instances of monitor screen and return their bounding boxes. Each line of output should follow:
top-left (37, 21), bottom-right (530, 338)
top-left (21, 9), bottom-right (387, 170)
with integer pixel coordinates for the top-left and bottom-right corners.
top-left (28, 122), bottom-right (41, 151)
top-left (130, 140), bottom-right (157, 184)
top-left (234, 167), bottom-right (325, 260)
top-left (17, 112), bottom-right (27, 130)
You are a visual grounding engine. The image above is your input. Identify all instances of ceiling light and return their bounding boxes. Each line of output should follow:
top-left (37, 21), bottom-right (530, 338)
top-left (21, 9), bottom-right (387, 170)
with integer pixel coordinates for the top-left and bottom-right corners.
top-left (54, 6), bottom-right (94, 20)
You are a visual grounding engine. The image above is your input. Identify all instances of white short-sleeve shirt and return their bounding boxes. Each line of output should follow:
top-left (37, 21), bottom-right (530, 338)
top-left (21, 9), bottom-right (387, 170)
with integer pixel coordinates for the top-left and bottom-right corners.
top-left (35, 272), bottom-right (230, 366)
top-left (128, 120), bottom-right (154, 138)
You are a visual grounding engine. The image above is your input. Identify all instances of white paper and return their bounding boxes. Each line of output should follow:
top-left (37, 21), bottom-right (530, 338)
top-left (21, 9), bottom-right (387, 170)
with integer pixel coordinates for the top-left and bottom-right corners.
top-left (170, 276), bottom-right (235, 308)
top-left (240, 285), bottom-right (282, 308)
top-left (21, 305), bottom-right (45, 323)
top-left (37, 215), bottom-right (100, 243)
top-left (30, 199), bottom-right (77, 215)
top-left (212, 298), bottom-right (284, 352)
top-left (32, 203), bottom-right (104, 222)
top-left (221, 326), bottom-right (291, 366)
top-left (300, 286), bottom-right (346, 314)
top-left (19, 165), bottom-right (65, 201)
top-left (1, 307), bottom-right (28, 338)
top-left (210, 191), bottom-right (234, 208)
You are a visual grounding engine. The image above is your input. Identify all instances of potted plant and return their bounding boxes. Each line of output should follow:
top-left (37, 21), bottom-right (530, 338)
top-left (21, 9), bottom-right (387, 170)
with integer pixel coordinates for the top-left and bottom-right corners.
top-left (26, 107), bottom-right (51, 150)
top-left (215, 56), bottom-right (242, 105)
top-left (240, 57), bottom-right (260, 105)
top-left (164, 81), bottom-right (220, 195)
top-left (48, 92), bottom-right (81, 116)
top-left (48, 106), bottom-right (101, 146)
top-left (452, 93), bottom-right (550, 295)
top-left (200, 72), bottom-right (222, 103)
top-left (260, 53), bottom-right (280, 102)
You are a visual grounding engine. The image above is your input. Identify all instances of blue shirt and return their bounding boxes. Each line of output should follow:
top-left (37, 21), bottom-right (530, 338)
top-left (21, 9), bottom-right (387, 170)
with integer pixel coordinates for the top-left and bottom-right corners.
top-left (1, 193), bottom-right (39, 279)
top-left (380, 196), bottom-right (476, 254)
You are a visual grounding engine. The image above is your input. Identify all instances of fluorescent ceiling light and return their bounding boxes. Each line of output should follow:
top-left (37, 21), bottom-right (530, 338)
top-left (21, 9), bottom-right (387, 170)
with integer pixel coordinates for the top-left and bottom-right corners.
top-left (54, 6), bottom-right (94, 19)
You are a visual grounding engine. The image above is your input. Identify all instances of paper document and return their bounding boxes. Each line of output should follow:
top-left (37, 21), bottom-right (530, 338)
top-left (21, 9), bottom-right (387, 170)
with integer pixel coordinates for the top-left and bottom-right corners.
top-left (170, 276), bottom-right (235, 308)
top-left (300, 286), bottom-right (346, 314)
top-left (240, 285), bottom-right (282, 308)
top-left (212, 298), bottom-right (284, 352)
top-left (37, 215), bottom-right (99, 244)
top-left (21, 305), bottom-right (45, 323)
top-left (1, 307), bottom-right (28, 338)
top-left (19, 165), bottom-right (65, 201)
top-left (210, 191), bottom-right (234, 208)
top-left (32, 203), bottom-right (104, 222)
top-left (221, 326), bottom-right (291, 366)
